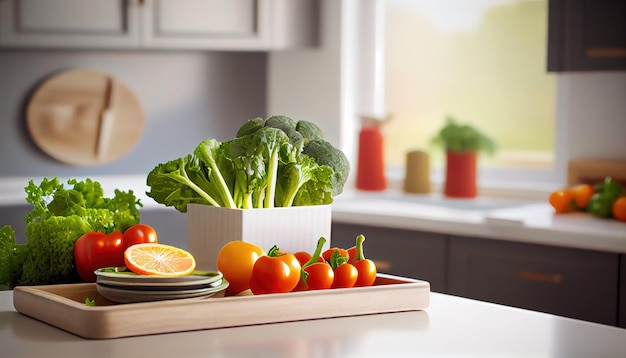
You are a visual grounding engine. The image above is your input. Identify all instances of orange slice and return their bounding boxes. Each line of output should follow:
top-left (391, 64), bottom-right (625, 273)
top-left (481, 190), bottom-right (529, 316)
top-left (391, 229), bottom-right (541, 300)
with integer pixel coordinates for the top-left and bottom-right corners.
top-left (124, 243), bottom-right (196, 276)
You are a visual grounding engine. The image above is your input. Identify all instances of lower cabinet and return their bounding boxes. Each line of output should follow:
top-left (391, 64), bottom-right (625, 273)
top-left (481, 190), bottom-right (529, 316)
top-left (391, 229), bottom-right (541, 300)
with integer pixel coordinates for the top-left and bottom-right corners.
top-left (331, 223), bottom-right (448, 292)
top-left (448, 236), bottom-right (619, 326)
top-left (331, 222), bottom-right (622, 327)
top-left (617, 255), bottom-right (626, 328)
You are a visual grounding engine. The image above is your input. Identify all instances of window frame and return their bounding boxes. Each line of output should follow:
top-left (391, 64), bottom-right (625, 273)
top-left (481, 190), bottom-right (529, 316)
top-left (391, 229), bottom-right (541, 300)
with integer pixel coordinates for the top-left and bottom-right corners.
top-left (354, 0), bottom-right (566, 197)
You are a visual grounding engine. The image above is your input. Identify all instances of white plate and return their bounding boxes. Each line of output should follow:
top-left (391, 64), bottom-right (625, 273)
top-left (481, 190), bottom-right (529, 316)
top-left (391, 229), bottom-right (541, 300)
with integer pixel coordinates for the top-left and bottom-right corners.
top-left (95, 267), bottom-right (223, 287)
top-left (96, 278), bottom-right (229, 304)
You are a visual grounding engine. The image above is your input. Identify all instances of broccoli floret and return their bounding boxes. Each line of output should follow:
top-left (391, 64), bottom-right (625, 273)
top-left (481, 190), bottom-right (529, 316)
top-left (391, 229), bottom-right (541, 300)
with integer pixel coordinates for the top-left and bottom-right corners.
top-left (236, 117), bottom-right (266, 137)
top-left (303, 139), bottom-right (350, 196)
top-left (296, 120), bottom-right (324, 145)
top-left (264, 115), bottom-right (304, 146)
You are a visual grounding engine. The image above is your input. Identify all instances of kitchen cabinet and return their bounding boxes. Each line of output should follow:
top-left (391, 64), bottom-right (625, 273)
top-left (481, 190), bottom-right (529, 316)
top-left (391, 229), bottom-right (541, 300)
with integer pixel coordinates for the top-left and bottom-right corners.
top-left (0, 0), bottom-right (318, 50)
top-left (618, 255), bottom-right (626, 328)
top-left (331, 223), bottom-right (448, 292)
top-left (448, 236), bottom-right (619, 326)
top-left (548, 0), bottom-right (626, 71)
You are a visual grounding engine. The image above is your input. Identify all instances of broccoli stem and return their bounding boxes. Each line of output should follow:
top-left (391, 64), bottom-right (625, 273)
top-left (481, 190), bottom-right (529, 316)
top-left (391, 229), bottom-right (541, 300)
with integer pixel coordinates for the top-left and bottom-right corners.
top-left (166, 170), bottom-right (223, 208)
top-left (264, 149), bottom-right (279, 208)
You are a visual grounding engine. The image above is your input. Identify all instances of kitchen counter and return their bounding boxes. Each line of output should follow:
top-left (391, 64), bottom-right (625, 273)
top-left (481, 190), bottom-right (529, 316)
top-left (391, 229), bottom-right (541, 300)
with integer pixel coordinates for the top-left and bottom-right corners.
top-left (2, 289), bottom-right (626, 357)
top-left (332, 190), bottom-right (626, 254)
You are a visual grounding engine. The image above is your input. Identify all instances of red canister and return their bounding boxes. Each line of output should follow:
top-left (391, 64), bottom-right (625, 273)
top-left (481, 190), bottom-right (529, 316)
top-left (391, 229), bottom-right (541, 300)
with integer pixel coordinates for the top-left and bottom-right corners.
top-left (356, 116), bottom-right (388, 191)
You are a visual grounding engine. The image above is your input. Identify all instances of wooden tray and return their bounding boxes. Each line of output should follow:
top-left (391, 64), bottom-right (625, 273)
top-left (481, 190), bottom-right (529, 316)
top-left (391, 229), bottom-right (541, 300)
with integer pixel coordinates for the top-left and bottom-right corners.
top-left (13, 274), bottom-right (430, 340)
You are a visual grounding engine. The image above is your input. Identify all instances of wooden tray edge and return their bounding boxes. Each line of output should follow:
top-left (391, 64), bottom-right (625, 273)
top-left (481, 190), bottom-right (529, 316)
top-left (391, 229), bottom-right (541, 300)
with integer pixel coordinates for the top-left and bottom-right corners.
top-left (14, 274), bottom-right (430, 339)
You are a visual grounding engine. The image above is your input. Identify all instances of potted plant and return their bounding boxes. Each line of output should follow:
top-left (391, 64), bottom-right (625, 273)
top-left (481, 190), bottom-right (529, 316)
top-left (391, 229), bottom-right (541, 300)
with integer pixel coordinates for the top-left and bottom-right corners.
top-left (431, 116), bottom-right (496, 198)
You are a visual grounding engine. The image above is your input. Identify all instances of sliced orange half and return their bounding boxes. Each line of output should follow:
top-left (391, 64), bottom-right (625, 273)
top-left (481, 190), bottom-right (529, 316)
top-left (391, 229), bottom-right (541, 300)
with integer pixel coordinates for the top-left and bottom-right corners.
top-left (124, 243), bottom-right (196, 276)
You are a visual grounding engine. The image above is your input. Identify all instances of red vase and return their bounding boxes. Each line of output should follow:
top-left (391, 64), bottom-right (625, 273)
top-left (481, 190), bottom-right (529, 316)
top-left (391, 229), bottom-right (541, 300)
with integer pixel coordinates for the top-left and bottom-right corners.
top-left (356, 127), bottom-right (386, 191)
top-left (444, 151), bottom-right (477, 198)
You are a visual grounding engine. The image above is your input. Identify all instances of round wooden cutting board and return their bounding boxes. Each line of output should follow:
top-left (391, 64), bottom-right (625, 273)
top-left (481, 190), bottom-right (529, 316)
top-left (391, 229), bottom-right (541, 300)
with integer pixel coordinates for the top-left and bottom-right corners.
top-left (26, 68), bottom-right (144, 166)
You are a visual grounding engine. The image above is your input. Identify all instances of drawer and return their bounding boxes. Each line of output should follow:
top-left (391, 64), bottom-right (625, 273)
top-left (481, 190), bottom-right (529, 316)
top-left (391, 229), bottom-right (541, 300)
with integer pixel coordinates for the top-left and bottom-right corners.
top-left (448, 236), bottom-right (619, 325)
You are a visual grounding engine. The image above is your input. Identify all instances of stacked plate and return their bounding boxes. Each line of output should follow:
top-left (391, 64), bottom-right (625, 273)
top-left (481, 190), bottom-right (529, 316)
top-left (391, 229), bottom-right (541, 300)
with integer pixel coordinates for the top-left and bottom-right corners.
top-left (95, 267), bottom-right (229, 304)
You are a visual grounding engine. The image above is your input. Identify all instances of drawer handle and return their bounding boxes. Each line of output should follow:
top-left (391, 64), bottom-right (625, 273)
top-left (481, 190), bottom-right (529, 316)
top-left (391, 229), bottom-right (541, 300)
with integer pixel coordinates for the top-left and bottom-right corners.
top-left (372, 260), bottom-right (392, 272)
top-left (516, 270), bottom-right (563, 284)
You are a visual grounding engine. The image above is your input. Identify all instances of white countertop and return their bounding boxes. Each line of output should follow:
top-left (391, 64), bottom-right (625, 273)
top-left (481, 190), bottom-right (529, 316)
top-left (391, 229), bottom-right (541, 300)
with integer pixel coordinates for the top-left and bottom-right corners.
top-left (331, 190), bottom-right (626, 254)
top-left (2, 289), bottom-right (626, 357)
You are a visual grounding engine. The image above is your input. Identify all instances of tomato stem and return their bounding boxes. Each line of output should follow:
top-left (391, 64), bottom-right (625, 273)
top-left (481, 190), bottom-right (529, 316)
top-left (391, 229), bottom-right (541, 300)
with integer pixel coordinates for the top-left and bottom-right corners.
top-left (267, 245), bottom-right (282, 257)
top-left (303, 237), bottom-right (326, 269)
top-left (355, 234), bottom-right (366, 261)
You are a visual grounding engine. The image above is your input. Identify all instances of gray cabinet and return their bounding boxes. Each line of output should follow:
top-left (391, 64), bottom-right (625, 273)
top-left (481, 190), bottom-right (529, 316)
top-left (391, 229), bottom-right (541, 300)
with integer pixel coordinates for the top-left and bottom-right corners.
top-left (0, 0), bottom-right (318, 50)
top-left (0, 0), bottom-right (141, 48)
top-left (618, 255), bottom-right (626, 328)
top-left (331, 223), bottom-right (448, 292)
top-left (448, 236), bottom-right (619, 326)
top-left (548, 0), bottom-right (626, 71)
top-left (331, 221), bottom-right (623, 326)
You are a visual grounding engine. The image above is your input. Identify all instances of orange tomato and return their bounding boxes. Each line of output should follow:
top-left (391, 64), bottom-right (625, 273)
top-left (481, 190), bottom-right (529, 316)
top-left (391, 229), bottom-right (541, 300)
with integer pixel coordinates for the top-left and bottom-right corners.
top-left (549, 189), bottom-right (576, 213)
top-left (612, 197), bottom-right (626, 222)
top-left (570, 184), bottom-right (594, 209)
top-left (217, 241), bottom-right (265, 295)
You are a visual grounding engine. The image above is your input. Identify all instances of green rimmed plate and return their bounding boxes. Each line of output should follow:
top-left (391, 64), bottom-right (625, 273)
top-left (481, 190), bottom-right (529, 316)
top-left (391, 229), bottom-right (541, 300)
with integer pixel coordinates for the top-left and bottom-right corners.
top-left (95, 267), bottom-right (223, 287)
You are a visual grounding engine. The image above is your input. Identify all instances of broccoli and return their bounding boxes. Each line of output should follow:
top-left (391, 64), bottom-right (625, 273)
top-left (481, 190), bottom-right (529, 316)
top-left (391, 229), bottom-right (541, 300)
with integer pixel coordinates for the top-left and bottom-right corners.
top-left (296, 120), bottom-right (324, 145)
top-left (223, 127), bottom-right (290, 208)
top-left (0, 177), bottom-right (142, 288)
top-left (148, 116), bottom-right (350, 211)
top-left (302, 139), bottom-right (350, 196)
top-left (236, 115), bottom-right (350, 196)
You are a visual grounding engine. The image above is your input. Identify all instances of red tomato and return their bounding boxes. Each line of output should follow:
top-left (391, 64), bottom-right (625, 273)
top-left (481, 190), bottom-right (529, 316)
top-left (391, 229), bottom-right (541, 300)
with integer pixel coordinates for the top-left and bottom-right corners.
top-left (123, 224), bottom-right (158, 250)
top-left (331, 263), bottom-right (358, 289)
top-left (74, 231), bottom-right (125, 282)
top-left (304, 263), bottom-right (334, 290)
top-left (353, 259), bottom-right (377, 287)
top-left (249, 246), bottom-right (301, 295)
top-left (353, 234), bottom-right (377, 287)
top-left (294, 251), bottom-right (313, 266)
top-left (322, 247), bottom-right (349, 262)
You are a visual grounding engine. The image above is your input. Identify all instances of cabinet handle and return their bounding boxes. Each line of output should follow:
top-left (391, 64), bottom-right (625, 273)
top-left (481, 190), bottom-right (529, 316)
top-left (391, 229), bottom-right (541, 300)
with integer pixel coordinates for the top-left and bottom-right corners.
top-left (372, 260), bottom-right (392, 272)
top-left (586, 48), bottom-right (626, 58)
top-left (516, 270), bottom-right (563, 284)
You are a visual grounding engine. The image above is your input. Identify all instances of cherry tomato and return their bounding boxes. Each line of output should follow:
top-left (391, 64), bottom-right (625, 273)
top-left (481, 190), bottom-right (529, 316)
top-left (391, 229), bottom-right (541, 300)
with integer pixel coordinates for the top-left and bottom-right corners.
top-left (294, 251), bottom-right (313, 266)
top-left (249, 246), bottom-right (301, 295)
top-left (322, 247), bottom-right (349, 262)
top-left (294, 237), bottom-right (334, 291)
top-left (570, 184), bottom-right (594, 209)
top-left (612, 197), bottom-right (626, 222)
top-left (123, 224), bottom-right (158, 250)
top-left (353, 234), bottom-right (377, 287)
top-left (300, 262), bottom-right (334, 290)
top-left (331, 262), bottom-right (358, 288)
top-left (74, 231), bottom-right (125, 282)
top-left (549, 189), bottom-right (575, 213)
top-left (217, 241), bottom-right (265, 296)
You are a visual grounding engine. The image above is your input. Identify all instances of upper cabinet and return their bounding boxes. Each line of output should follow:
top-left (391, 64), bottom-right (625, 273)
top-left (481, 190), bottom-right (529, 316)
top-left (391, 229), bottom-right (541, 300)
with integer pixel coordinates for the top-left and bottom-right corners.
top-left (0, 0), bottom-right (319, 51)
top-left (548, 0), bottom-right (626, 72)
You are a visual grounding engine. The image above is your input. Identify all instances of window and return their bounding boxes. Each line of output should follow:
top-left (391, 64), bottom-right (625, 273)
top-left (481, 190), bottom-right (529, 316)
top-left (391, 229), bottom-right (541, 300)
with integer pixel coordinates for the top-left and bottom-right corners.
top-left (370, 0), bottom-right (557, 190)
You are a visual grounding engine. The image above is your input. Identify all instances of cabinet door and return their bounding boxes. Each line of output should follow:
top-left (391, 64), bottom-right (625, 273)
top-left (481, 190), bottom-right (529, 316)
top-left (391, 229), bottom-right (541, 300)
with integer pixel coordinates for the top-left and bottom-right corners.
top-left (548, 0), bottom-right (626, 71)
top-left (449, 236), bottom-right (619, 326)
top-left (331, 223), bottom-right (447, 292)
top-left (140, 0), bottom-right (318, 50)
top-left (0, 0), bottom-right (140, 48)
top-left (618, 255), bottom-right (626, 328)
